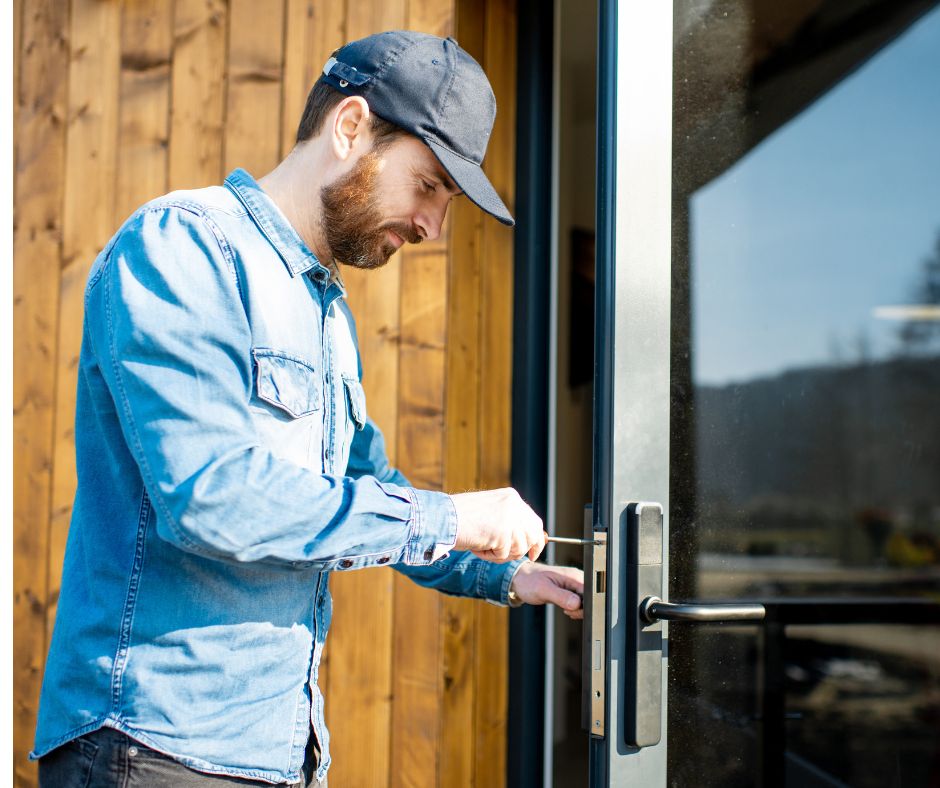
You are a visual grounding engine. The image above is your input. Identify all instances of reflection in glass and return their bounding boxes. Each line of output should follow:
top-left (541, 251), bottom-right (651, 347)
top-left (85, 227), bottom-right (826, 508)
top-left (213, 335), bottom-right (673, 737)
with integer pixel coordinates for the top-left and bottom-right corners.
top-left (669, 2), bottom-right (940, 786)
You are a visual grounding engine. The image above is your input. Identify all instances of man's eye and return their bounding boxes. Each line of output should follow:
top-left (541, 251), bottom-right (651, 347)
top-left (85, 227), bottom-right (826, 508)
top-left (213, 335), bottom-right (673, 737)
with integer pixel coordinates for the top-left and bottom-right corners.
top-left (421, 180), bottom-right (437, 193)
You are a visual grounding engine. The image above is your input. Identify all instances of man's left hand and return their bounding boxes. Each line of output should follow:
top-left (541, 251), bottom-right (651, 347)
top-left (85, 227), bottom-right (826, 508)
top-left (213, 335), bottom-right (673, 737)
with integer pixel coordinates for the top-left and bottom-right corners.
top-left (509, 561), bottom-right (585, 620)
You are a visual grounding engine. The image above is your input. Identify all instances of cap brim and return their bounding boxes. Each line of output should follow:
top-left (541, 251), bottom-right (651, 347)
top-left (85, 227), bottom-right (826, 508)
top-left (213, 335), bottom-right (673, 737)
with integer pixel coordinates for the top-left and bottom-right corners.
top-left (424, 138), bottom-right (515, 227)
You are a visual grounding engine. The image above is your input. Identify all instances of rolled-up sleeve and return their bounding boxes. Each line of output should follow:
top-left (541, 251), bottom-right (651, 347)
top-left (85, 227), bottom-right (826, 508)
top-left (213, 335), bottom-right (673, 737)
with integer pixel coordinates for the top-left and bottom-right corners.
top-left (347, 414), bottom-right (524, 605)
top-left (83, 205), bottom-right (456, 570)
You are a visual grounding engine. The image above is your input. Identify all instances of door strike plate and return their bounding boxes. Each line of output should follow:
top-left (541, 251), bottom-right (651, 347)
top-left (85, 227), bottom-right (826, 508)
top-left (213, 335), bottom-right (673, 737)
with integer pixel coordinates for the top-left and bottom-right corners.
top-left (581, 503), bottom-right (608, 739)
top-left (589, 531), bottom-right (607, 737)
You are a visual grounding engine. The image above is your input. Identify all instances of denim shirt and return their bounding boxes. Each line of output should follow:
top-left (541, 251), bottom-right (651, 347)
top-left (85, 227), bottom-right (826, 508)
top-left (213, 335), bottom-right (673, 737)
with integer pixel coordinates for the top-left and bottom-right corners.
top-left (31, 169), bottom-right (523, 784)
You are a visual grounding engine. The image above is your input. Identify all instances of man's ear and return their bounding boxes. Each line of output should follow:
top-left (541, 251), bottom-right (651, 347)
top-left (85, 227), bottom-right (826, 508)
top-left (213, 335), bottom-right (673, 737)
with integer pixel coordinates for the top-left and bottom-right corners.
top-left (331, 96), bottom-right (372, 162)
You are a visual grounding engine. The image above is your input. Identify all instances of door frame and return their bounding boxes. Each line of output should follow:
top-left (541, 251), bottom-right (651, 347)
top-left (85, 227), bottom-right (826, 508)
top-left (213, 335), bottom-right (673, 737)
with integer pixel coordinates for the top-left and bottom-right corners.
top-left (591, 0), bottom-right (674, 785)
top-left (508, 1), bottom-right (555, 786)
top-left (509, 2), bottom-right (676, 785)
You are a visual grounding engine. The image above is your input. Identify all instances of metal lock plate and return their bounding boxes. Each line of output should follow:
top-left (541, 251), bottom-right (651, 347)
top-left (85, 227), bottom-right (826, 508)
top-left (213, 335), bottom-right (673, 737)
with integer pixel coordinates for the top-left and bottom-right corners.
top-left (582, 505), bottom-right (608, 738)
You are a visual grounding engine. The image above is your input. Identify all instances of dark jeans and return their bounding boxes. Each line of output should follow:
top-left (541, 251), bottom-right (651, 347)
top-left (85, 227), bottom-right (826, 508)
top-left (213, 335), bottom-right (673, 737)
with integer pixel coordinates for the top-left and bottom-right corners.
top-left (38, 727), bottom-right (326, 787)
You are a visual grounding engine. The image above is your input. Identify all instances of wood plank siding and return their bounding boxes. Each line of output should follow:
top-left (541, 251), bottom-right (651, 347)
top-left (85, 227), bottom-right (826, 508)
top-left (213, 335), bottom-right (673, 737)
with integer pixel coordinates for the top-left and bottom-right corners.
top-left (12, 1), bottom-right (519, 786)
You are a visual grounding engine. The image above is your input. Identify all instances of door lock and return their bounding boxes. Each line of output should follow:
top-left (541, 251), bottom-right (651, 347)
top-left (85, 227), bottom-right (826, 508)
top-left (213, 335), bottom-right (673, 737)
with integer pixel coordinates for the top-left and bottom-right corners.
top-left (582, 503), bottom-right (767, 750)
top-left (581, 506), bottom-right (607, 738)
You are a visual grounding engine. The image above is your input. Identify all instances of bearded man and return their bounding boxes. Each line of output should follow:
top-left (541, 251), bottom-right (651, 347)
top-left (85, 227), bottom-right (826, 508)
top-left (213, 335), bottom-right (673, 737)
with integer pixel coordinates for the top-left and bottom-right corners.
top-left (31, 30), bottom-right (584, 787)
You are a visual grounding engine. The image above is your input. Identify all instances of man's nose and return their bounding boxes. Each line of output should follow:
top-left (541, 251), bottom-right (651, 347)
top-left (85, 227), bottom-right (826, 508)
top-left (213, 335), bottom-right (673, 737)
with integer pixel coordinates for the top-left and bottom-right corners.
top-left (414, 199), bottom-right (449, 242)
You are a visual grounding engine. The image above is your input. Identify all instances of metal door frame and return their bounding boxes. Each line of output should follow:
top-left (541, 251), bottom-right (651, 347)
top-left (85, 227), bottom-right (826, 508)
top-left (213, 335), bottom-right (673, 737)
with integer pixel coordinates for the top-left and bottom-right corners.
top-left (508, 2), bottom-right (556, 786)
top-left (591, 1), bottom-right (674, 785)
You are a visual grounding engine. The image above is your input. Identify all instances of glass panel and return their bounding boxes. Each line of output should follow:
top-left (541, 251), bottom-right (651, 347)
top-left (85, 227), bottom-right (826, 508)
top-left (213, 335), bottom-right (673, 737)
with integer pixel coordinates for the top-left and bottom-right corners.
top-left (670, 1), bottom-right (940, 785)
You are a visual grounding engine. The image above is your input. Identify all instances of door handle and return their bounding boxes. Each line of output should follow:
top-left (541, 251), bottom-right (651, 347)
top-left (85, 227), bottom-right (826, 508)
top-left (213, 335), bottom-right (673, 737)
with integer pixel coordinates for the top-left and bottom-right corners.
top-left (639, 597), bottom-right (766, 625)
top-left (623, 503), bottom-right (767, 750)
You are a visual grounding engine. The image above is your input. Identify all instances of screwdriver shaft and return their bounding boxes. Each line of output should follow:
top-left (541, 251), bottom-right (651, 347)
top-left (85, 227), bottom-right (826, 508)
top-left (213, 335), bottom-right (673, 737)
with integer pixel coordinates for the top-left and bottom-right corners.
top-left (545, 536), bottom-right (600, 546)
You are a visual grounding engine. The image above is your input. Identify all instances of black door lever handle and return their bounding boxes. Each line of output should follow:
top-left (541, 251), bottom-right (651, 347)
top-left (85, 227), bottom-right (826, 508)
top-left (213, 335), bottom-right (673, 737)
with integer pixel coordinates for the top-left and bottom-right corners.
top-left (639, 596), bottom-right (766, 625)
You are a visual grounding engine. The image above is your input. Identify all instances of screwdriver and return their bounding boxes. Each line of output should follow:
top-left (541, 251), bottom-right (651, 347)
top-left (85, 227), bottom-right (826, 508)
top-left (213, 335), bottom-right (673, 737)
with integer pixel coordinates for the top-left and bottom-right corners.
top-left (545, 535), bottom-right (600, 546)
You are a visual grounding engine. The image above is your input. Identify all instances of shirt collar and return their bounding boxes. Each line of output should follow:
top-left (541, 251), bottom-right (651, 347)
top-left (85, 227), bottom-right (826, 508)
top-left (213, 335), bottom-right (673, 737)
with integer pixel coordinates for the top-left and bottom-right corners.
top-left (224, 168), bottom-right (328, 279)
top-left (326, 260), bottom-right (347, 296)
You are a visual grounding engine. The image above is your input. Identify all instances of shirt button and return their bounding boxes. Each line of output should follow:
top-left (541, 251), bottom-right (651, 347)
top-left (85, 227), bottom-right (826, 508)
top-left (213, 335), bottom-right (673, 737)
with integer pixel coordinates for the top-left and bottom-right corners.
top-left (377, 556), bottom-right (390, 565)
top-left (128, 746), bottom-right (139, 757)
top-left (423, 547), bottom-right (434, 561)
top-left (339, 559), bottom-right (354, 569)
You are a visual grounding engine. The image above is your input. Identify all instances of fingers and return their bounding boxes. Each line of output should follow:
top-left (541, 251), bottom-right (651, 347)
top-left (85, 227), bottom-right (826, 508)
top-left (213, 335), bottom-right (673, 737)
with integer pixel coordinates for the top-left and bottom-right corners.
top-left (492, 492), bottom-right (543, 562)
top-left (472, 549), bottom-right (507, 563)
top-left (527, 529), bottom-right (547, 562)
top-left (517, 501), bottom-right (544, 562)
top-left (453, 488), bottom-right (545, 563)
top-left (543, 581), bottom-right (583, 615)
top-left (552, 570), bottom-right (584, 618)
top-left (553, 568), bottom-right (585, 595)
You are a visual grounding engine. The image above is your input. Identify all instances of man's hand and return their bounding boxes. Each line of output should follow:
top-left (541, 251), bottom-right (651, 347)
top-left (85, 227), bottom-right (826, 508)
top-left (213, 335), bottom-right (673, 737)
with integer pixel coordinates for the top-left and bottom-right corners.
top-left (451, 488), bottom-right (547, 563)
top-left (509, 561), bottom-right (585, 620)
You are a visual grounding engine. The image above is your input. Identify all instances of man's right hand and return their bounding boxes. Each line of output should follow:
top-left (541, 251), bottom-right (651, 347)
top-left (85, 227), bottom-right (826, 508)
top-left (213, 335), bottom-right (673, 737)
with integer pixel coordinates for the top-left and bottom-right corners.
top-left (450, 488), bottom-right (546, 563)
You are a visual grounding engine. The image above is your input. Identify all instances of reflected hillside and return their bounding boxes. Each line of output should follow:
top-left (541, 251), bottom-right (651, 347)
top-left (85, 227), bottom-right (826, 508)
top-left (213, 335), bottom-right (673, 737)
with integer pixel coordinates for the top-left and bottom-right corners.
top-left (694, 354), bottom-right (940, 586)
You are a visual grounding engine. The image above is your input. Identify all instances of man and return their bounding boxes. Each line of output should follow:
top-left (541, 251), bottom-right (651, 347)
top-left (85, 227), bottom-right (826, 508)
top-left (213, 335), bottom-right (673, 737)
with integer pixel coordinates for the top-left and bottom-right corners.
top-left (31, 31), bottom-right (584, 786)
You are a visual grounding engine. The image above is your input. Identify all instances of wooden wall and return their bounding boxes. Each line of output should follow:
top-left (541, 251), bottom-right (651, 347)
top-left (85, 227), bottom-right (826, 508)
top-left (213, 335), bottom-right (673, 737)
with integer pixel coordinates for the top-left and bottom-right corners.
top-left (12, 1), bottom-right (518, 786)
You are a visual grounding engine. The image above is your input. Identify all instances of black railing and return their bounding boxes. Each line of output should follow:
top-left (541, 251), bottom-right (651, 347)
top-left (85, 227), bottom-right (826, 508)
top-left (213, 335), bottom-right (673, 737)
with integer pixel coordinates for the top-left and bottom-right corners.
top-left (750, 599), bottom-right (940, 788)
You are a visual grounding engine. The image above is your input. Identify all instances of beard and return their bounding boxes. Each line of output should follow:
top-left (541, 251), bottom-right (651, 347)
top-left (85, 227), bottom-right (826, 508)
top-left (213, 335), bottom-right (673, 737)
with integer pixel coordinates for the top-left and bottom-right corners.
top-left (319, 150), bottom-right (422, 270)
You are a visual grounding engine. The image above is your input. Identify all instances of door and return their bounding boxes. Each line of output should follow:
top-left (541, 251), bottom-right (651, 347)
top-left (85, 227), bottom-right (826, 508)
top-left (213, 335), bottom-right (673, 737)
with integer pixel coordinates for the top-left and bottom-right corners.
top-left (589, 1), bottom-right (940, 786)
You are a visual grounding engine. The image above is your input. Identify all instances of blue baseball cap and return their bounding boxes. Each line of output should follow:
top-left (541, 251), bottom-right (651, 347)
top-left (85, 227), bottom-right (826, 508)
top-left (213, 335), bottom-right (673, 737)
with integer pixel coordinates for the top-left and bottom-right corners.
top-left (320, 30), bottom-right (515, 227)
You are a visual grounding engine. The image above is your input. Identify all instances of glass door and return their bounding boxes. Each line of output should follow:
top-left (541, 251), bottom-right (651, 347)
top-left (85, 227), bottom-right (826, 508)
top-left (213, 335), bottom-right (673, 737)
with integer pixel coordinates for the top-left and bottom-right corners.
top-left (668, 2), bottom-right (940, 786)
top-left (588, 1), bottom-right (940, 786)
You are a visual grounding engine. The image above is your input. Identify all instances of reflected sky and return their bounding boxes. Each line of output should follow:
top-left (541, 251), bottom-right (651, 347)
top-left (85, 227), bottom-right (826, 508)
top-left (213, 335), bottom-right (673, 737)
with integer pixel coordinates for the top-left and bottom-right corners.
top-left (691, 5), bottom-right (940, 386)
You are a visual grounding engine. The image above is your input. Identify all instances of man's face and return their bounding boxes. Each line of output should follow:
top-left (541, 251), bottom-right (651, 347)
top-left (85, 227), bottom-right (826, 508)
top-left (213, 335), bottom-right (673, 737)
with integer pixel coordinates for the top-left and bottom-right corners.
top-left (320, 134), bottom-right (462, 269)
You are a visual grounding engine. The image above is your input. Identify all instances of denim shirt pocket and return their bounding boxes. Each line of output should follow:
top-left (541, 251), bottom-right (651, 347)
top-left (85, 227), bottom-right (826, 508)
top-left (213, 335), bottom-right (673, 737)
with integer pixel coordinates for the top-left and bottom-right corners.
top-left (254, 349), bottom-right (321, 417)
top-left (342, 377), bottom-right (367, 431)
top-left (251, 348), bottom-right (324, 471)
